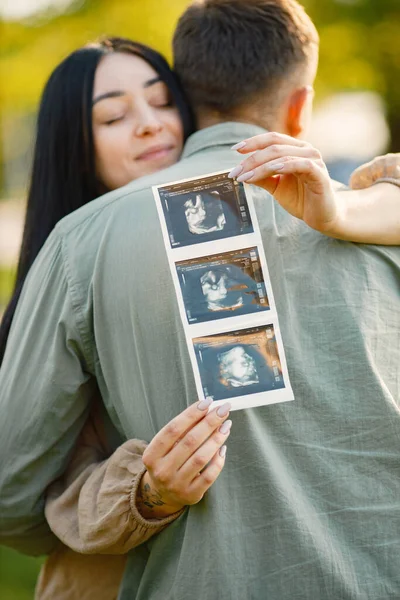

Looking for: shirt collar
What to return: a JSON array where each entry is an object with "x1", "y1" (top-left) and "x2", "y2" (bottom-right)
[{"x1": 181, "y1": 122, "x2": 268, "y2": 160}]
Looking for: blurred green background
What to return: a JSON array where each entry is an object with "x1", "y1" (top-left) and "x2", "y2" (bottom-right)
[{"x1": 0, "y1": 0, "x2": 399, "y2": 597}]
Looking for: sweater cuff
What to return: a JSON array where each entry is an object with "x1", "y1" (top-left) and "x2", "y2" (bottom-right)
[{"x1": 374, "y1": 177, "x2": 400, "y2": 188}]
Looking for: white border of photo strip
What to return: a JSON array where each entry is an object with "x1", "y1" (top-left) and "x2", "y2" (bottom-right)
[{"x1": 153, "y1": 169, "x2": 294, "y2": 411}]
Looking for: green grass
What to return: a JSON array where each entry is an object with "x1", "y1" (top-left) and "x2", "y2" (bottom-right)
[{"x1": 0, "y1": 547, "x2": 43, "y2": 600}]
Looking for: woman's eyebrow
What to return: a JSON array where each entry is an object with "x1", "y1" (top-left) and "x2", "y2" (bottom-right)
[
  {"x1": 144, "y1": 76, "x2": 162, "y2": 88},
  {"x1": 92, "y1": 91, "x2": 125, "y2": 105},
  {"x1": 92, "y1": 77, "x2": 162, "y2": 105}
]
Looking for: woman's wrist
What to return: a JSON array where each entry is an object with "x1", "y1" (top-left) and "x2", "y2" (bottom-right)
[{"x1": 136, "y1": 471, "x2": 185, "y2": 519}]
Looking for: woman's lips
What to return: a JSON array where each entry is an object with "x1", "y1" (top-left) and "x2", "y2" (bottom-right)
[{"x1": 136, "y1": 145, "x2": 174, "y2": 161}]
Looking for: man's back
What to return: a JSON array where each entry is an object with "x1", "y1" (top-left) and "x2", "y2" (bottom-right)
[{"x1": 1, "y1": 123, "x2": 399, "y2": 599}]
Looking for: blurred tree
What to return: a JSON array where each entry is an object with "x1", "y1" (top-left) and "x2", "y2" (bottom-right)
[
  {"x1": 0, "y1": 0, "x2": 191, "y2": 112},
  {"x1": 303, "y1": 0, "x2": 400, "y2": 151}
]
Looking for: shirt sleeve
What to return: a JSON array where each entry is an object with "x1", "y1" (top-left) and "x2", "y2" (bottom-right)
[
  {"x1": 0, "y1": 229, "x2": 96, "y2": 556},
  {"x1": 44, "y1": 402, "x2": 184, "y2": 555}
]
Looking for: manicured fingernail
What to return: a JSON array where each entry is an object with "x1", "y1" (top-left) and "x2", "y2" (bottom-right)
[
  {"x1": 219, "y1": 419, "x2": 232, "y2": 435},
  {"x1": 231, "y1": 141, "x2": 247, "y2": 151},
  {"x1": 269, "y1": 163, "x2": 285, "y2": 171},
  {"x1": 228, "y1": 165, "x2": 243, "y2": 179},
  {"x1": 217, "y1": 402, "x2": 231, "y2": 417},
  {"x1": 219, "y1": 445, "x2": 227, "y2": 458},
  {"x1": 198, "y1": 397, "x2": 213, "y2": 411},
  {"x1": 237, "y1": 170, "x2": 254, "y2": 183}
]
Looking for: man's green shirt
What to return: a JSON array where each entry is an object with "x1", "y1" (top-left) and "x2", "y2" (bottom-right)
[{"x1": 1, "y1": 123, "x2": 399, "y2": 599}]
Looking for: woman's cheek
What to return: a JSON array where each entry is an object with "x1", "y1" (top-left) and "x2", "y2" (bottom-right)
[
  {"x1": 161, "y1": 109, "x2": 184, "y2": 143},
  {"x1": 95, "y1": 146, "x2": 123, "y2": 191}
]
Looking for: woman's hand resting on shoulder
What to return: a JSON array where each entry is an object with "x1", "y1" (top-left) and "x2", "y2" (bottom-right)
[
  {"x1": 349, "y1": 153, "x2": 400, "y2": 189},
  {"x1": 136, "y1": 398, "x2": 231, "y2": 519}
]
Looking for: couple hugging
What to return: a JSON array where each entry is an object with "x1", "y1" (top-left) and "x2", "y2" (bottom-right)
[{"x1": 0, "y1": 1, "x2": 399, "y2": 599}]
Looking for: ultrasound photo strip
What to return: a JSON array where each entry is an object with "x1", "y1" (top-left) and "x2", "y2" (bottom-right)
[
  {"x1": 153, "y1": 169, "x2": 294, "y2": 410},
  {"x1": 190, "y1": 321, "x2": 293, "y2": 410},
  {"x1": 155, "y1": 171, "x2": 255, "y2": 249},
  {"x1": 176, "y1": 247, "x2": 271, "y2": 325}
]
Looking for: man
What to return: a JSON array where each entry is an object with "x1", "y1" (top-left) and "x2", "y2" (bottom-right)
[{"x1": 0, "y1": 1, "x2": 399, "y2": 599}]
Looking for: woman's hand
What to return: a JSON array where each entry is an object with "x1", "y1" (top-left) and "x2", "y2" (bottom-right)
[
  {"x1": 136, "y1": 398, "x2": 231, "y2": 519},
  {"x1": 349, "y1": 153, "x2": 400, "y2": 189},
  {"x1": 228, "y1": 134, "x2": 400, "y2": 246},
  {"x1": 228, "y1": 132, "x2": 339, "y2": 235}
]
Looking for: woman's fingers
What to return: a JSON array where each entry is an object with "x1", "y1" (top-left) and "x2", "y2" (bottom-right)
[
  {"x1": 231, "y1": 132, "x2": 308, "y2": 154},
  {"x1": 228, "y1": 145, "x2": 322, "y2": 184},
  {"x1": 165, "y1": 402, "x2": 231, "y2": 470},
  {"x1": 143, "y1": 397, "x2": 214, "y2": 463},
  {"x1": 142, "y1": 401, "x2": 232, "y2": 509},
  {"x1": 232, "y1": 156, "x2": 327, "y2": 191},
  {"x1": 228, "y1": 132, "x2": 323, "y2": 187},
  {"x1": 177, "y1": 418, "x2": 232, "y2": 481},
  {"x1": 189, "y1": 445, "x2": 228, "y2": 499}
]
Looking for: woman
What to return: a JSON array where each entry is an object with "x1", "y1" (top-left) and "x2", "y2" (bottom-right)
[
  {"x1": 0, "y1": 37, "x2": 193, "y2": 363},
  {"x1": 0, "y1": 36, "x2": 213, "y2": 600},
  {"x1": 0, "y1": 36, "x2": 238, "y2": 600},
  {"x1": 1, "y1": 36, "x2": 399, "y2": 600}
]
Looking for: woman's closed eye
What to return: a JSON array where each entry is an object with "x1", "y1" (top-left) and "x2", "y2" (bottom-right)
[
  {"x1": 104, "y1": 114, "x2": 125, "y2": 125},
  {"x1": 151, "y1": 99, "x2": 173, "y2": 109},
  {"x1": 147, "y1": 86, "x2": 174, "y2": 109}
]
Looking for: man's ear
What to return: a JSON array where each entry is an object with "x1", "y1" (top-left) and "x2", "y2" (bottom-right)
[{"x1": 286, "y1": 85, "x2": 314, "y2": 138}]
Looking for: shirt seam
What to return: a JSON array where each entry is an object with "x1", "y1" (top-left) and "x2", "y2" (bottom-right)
[{"x1": 59, "y1": 231, "x2": 95, "y2": 373}]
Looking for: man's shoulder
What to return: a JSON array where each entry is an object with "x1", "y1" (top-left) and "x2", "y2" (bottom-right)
[
  {"x1": 53, "y1": 155, "x2": 236, "y2": 287},
  {"x1": 56, "y1": 161, "x2": 191, "y2": 238},
  {"x1": 56, "y1": 148, "x2": 239, "y2": 251}
]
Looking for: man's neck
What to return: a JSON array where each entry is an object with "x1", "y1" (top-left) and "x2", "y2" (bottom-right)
[{"x1": 196, "y1": 110, "x2": 273, "y2": 132}]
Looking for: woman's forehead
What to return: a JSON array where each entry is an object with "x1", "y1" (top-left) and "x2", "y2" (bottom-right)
[{"x1": 93, "y1": 52, "x2": 160, "y2": 98}]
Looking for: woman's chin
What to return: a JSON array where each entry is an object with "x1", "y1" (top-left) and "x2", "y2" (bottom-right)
[{"x1": 137, "y1": 149, "x2": 180, "y2": 177}]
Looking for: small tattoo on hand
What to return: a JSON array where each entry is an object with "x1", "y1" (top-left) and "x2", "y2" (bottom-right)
[{"x1": 138, "y1": 481, "x2": 167, "y2": 511}]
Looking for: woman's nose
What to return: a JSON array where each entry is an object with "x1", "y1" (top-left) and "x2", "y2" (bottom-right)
[{"x1": 135, "y1": 107, "x2": 163, "y2": 137}]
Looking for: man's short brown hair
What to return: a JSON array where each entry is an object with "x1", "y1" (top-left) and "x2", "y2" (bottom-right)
[{"x1": 173, "y1": 0, "x2": 318, "y2": 118}]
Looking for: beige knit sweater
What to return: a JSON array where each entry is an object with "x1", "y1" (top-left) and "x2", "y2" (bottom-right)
[{"x1": 35, "y1": 402, "x2": 183, "y2": 599}]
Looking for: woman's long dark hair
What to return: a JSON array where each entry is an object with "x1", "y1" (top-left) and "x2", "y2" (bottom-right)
[{"x1": 0, "y1": 37, "x2": 194, "y2": 364}]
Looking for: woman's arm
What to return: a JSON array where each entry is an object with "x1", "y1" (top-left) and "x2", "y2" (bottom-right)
[
  {"x1": 44, "y1": 397, "x2": 231, "y2": 555},
  {"x1": 229, "y1": 134, "x2": 400, "y2": 245},
  {"x1": 325, "y1": 182, "x2": 400, "y2": 245},
  {"x1": 44, "y1": 417, "x2": 178, "y2": 555}
]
